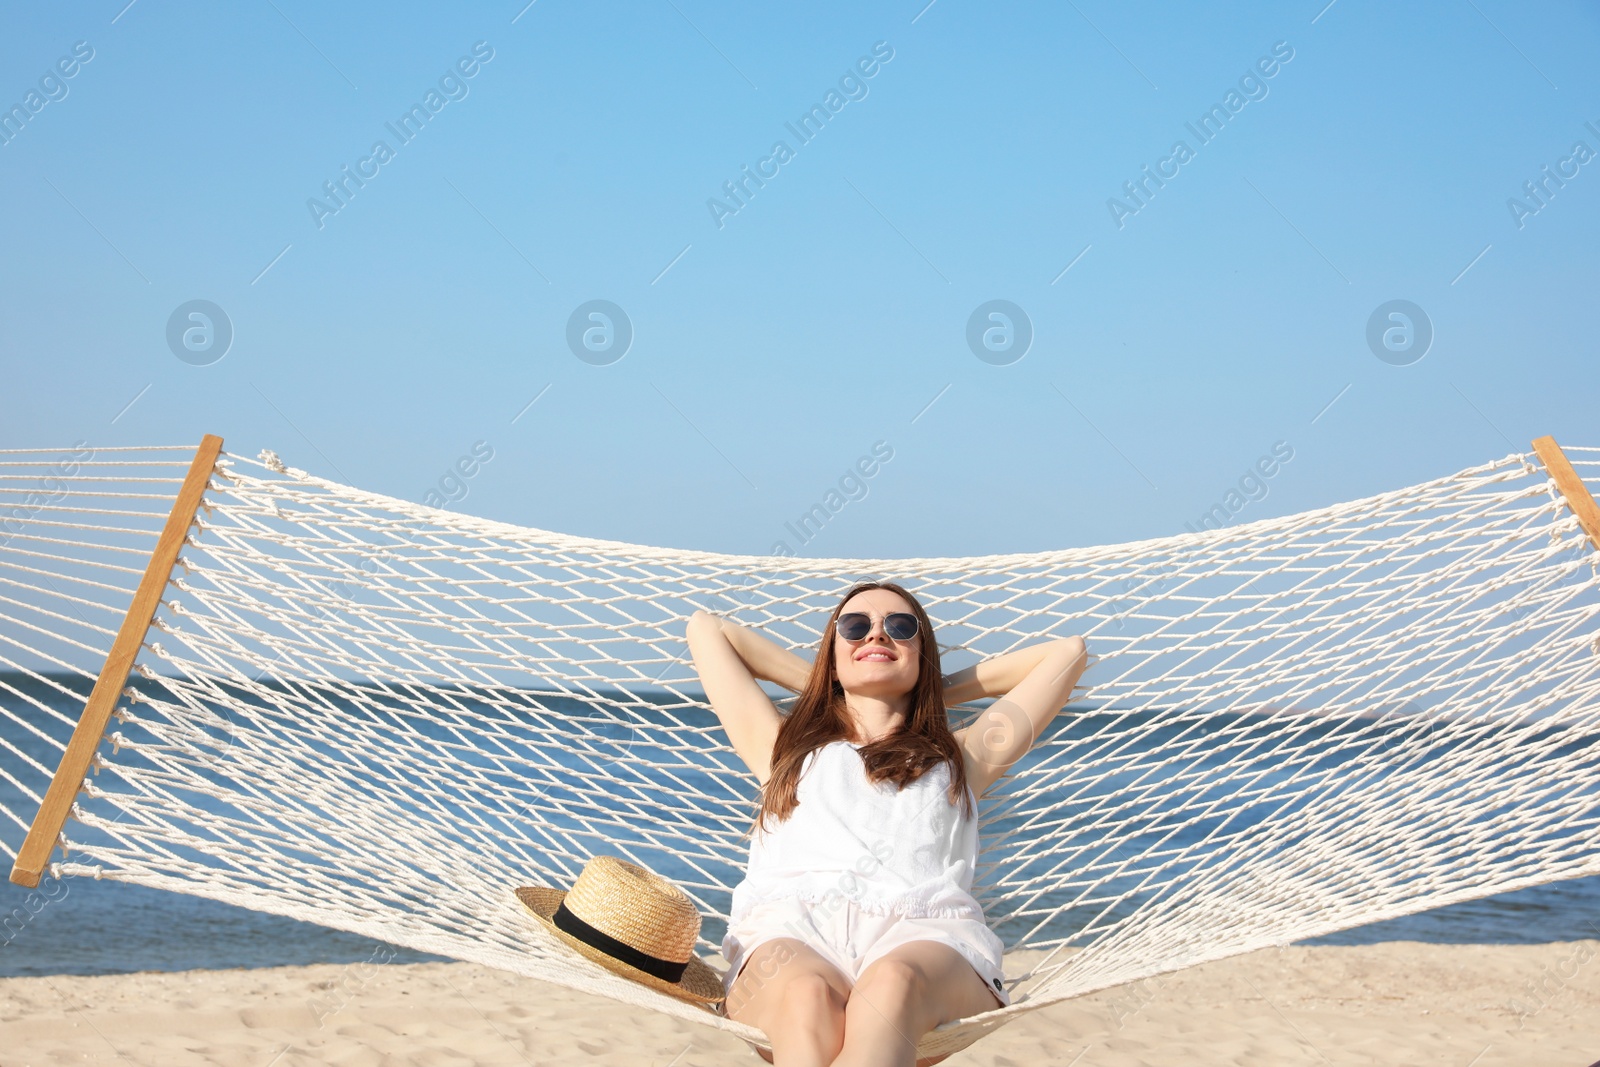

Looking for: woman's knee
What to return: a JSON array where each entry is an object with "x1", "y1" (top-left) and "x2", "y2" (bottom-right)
[
  {"x1": 772, "y1": 971, "x2": 846, "y2": 1025},
  {"x1": 853, "y1": 957, "x2": 927, "y2": 1006}
]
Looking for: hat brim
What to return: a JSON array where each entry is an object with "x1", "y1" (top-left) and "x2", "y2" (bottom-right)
[{"x1": 514, "y1": 886, "x2": 726, "y2": 1008}]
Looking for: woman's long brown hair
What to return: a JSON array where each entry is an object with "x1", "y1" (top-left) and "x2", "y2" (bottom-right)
[{"x1": 749, "y1": 580, "x2": 973, "y2": 838}]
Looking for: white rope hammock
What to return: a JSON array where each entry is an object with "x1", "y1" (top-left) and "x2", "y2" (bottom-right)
[{"x1": 2, "y1": 440, "x2": 1599, "y2": 1059}]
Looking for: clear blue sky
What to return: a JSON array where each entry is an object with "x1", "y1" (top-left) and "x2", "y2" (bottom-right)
[{"x1": 2, "y1": 0, "x2": 1595, "y2": 559}]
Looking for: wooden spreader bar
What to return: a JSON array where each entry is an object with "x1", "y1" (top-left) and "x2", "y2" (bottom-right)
[
  {"x1": 8, "y1": 434, "x2": 223, "y2": 889},
  {"x1": 1532, "y1": 435, "x2": 1600, "y2": 553}
]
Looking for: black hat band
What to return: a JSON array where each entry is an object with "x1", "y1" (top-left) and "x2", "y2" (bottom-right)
[{"x1": 552, "y1": 901, "x2": 689, "y2": 983}]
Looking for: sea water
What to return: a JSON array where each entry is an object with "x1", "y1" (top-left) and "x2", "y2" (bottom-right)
[{"x1": 1, "y1": 677, "x2": 1596, "y2": 979}]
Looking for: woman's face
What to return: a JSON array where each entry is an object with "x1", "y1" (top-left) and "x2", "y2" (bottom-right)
[{"x1": 832, "y1": 588, "x2": 922, "y2": 700}]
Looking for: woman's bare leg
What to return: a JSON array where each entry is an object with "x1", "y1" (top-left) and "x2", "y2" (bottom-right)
[
  {"x1": 725, "y1": 938, "x2": 853, "y2": 1067},
  {"x1": 830, "y1": 941, "x2": 1001, "y2": 1067}
]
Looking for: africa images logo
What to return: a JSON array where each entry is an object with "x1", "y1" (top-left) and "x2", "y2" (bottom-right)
[
  {"x1": 1365, "y1": 300, "x2": 1433, "y2": 366},
  {"x1": 166, "y1": 300, "x2": 234, "y2": 366},
  {"x1": 566, "y1": 300, "x2": 634, "y2": 366},
  {"x1": 966, "y1": 300, "x2": 1033, "y2": 366}
]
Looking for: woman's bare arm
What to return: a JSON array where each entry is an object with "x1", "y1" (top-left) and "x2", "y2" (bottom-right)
[
  {"x1": 942, "y1": 641, "x2": 1088, "y2": 706},
  {"x1": 685, "y1": 611, "x2": 812, "y2": 785},
  {"x1": 948, "y1": 636, "x2": 1089, "y2": 798},
  {"x1": 714, "y1": 616, "x2": 814, "y2": 694}
]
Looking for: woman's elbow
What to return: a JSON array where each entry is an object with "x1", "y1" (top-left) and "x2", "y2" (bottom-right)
[
  {"x1": 686, "y1": 610, "x2": 721, "y2": 642},
  {"x1": 1055, "y1": 635, "x2": 1087, "y2": 662},
  {"x1": 1045, "y1": 637, "x2": 1088, "y2": 684}
]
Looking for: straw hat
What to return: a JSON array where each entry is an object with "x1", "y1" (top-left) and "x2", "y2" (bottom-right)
[{"x1": 514, "y1": 855, "x2": 725, "y2": 1006}]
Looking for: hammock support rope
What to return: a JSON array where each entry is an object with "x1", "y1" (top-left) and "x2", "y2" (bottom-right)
[{"x1": 2, "y1": 435, "x2": 1599, "y2": 1060}]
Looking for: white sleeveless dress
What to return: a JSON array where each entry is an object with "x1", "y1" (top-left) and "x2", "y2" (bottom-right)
[{"x1": 722, "y1": 740, "x2": 1009, "y2": 1007}]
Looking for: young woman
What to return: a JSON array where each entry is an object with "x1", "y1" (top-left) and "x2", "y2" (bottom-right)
[{"x1": 687, "y1": 580, "x2": 1088, "y2": 1067}]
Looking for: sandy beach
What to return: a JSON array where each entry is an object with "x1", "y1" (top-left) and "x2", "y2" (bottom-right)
[{"x1": 2, "y1": 941, "x2": 1596, "y2": 1066}]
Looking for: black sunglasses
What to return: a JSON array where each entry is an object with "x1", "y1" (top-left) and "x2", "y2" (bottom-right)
[{"x1": 836, "y1": 611, "x2": 920, "y2": 642}]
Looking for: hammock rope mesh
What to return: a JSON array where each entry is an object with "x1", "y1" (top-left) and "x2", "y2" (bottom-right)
[{"x1": 2, "y1": 442, "x2": 1599, "y2": 1058}]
